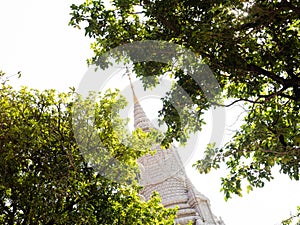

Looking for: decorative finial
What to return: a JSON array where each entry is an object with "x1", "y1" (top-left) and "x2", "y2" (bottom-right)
[{"x1": 126, "y1": 66, "x2": 138, "y2": 104}]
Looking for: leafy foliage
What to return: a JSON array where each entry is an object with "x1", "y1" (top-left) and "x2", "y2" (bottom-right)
[
  {"x1": 282, "y1": 206, "x2": 300, "y2": 225},
  {"x1": 69, "y1": 0, "x2": 300, "y2": 198},
  {"x1": 0, "y1": 71, "x2": 176, "y2": 224}
]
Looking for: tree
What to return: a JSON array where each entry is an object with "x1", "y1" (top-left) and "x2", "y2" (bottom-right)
[
  {"x1": 282, "y1": 206, "x2": 300, "y2": 225},
  {"x1": 0, "y1": 71, "x2": 176, "y2": 225},
  {"x1": 69, "y1": 0, "x2": 300, "y2": 198}
]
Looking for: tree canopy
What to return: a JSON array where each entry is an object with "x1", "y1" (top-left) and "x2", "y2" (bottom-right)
[
  {"x1": 69, "y1": 0, "x2": 300, "y2": 199},
  {"x1": 0, "y1": 71, "x2": 176, "y2": 225}
]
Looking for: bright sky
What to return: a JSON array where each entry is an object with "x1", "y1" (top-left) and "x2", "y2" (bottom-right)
[{"x1": 1, "y1": 1, "x2": 299, "y2": 225}]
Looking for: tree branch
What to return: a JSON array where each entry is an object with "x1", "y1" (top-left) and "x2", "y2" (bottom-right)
[
  {"x1": 258, "y1": 86, "x2": 289, "y2": 100},
  {"x1": 247, "y1": 63, "x2": 285, "y2": 85},
  {"x1": 278, "y1": 1, "x2": 300, "y2": 14},
  {"x1": 211, "y1": 97, "x2": 263, "y2": 107}
]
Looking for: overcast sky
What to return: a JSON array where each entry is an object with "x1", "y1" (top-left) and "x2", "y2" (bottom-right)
[{"x1": 0, "y1": 1, "x2": 299, "y2": 225}]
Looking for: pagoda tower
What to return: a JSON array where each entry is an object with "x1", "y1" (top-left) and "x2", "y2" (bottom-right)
[{"x1": 129, "y1": 75, "x2": 225, "y2": 225}]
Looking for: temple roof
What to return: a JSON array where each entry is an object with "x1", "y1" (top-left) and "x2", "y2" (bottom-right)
[{"x1": 127, "y1": 70, "x2": 225, "y2": 225}]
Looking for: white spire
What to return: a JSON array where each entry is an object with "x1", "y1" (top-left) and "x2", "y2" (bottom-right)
[
  {"x1": 126, "y1": 67, "x2": 152, "y2": 132},
  {"x1": 127, "y1": 69, "x2": 225, "y2": 225}
]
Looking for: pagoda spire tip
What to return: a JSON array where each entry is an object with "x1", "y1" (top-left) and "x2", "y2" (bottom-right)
[{"x1": 126, "y1": 66, "x2": 138, "y2": 104}]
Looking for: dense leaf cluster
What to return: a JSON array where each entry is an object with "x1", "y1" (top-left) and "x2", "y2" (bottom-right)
[
  {"x1": 69, "y1": 0, "x2": 300, "y2": 198},
  {"x1": 0, "y1": 71, "x2": 176, "y2": 225}
]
